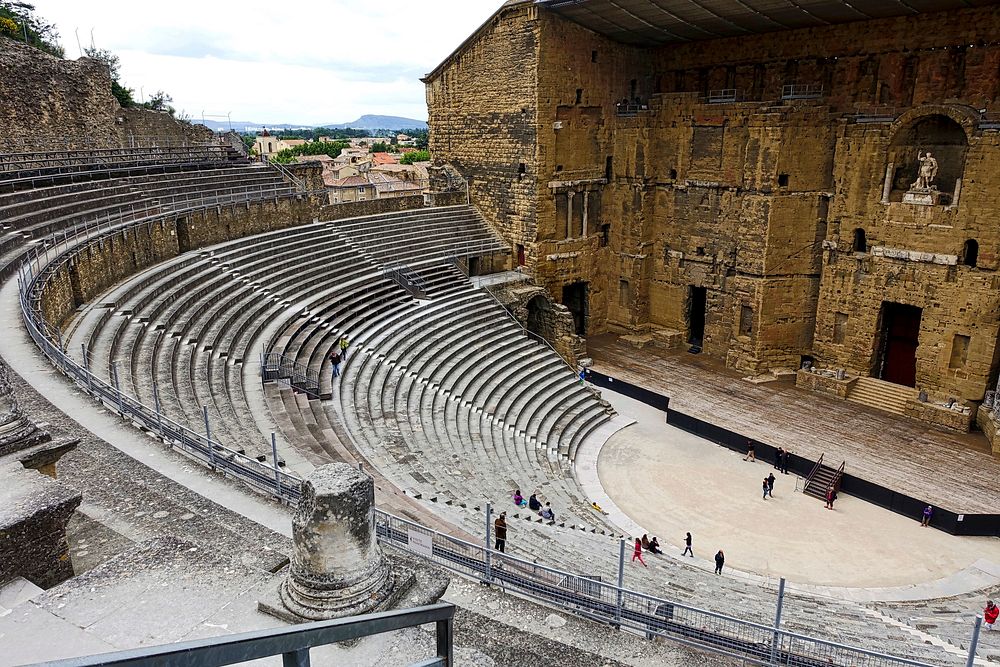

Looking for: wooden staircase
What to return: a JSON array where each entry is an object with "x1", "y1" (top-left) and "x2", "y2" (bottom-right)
[
  {"x1": 802, "y1": 454, "x2": 846, "y2": 500},
  {"x1": 846, "y1": 376, "x2": 918, "y2": 416}
]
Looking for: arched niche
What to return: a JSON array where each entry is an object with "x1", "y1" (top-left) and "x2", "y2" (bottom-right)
[{"x1": 886, "y1": 114, "x2": 968, "y2": 203}]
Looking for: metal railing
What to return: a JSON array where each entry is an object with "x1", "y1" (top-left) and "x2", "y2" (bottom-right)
[
  {"x1": 383, "y1": 263, "x2": 428, "y2": 298},
  {"x1": 374, "y1": 509, "x2": 961, "y2": 667},
  {"x1": 803, "y1": 453, "x2": 825, "y2": 493},
  {"x1": 0, "y1": 144, "x2": 232, "y2": 175},
  {"x1": 615, "y1": 102, "x2": 649, "y2": 116},
  {"x1": 707, "y1": 89, "x2": 744, "y2": 104},
  {"x1": 781, "y1": 83, "x2": 824, "y2": 101},
  {"x1": 261, "y1": 351, "x2": 322, "y2": 399},
  {"x1": 266, "y1": 158, "x2": 309, "y2": 193},
  {"x1": 30, "y1": 603, "x2": 455, "y2": 667}
]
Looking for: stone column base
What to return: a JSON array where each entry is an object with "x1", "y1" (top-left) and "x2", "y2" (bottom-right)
[{"x1": 259, "y1": 565, "x2": 415, "y2": 623}]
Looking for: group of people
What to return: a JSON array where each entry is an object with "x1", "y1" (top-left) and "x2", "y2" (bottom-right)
[
  {"x1": 328, "y1": 335, "x2": 350, "y2": 379},
  {"x1": 512, "y1": 489, "x2": 556, "y2": 521},
  {"x1": 742, "y1": 440, "x2": 793, "y2": 475}
]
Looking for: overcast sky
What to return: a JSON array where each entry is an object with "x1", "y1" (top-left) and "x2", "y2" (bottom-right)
[{"x1": 36, "y1": 0, "x2": 503, "y2": 125}]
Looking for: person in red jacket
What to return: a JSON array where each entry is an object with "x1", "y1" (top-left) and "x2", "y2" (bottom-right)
[
  {"x1": 632, "y1": 537, "x2": 647, "y2": 567},
  {"x1": 985, "y1": 599, "x2": 998, "y2": 631}
]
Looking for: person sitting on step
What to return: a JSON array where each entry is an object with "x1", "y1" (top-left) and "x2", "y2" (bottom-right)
[
  {"x1": 540, "y1": 502, "x2": 555, "y2": 521},
  {"x1": 528, "y1": 493, "x2": 541, "y2": 512},
  {"x1": 512, "y1": 489, "x2": 525, "y2": 507},
  {"x1": 648, "y1": 536, "x2": 663, "y2": 555}
]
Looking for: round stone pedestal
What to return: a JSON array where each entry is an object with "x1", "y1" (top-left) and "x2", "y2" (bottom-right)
[{"x1": 278, "y1": 464, "x2": 396, "y2": 620}]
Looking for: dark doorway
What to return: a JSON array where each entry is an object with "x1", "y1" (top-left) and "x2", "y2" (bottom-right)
[
  {"x1": 562, "y1": 282, "x2": 589, "y2": 336},
  {"x1": 877, "y1": 302, "x2": 921, "y2": 387},
  {"x1": 516, "y1": 244, "x2": 525, "y2": 267},
  {"x1": 688, "y1": 286, "x2": 707, "y2": 346},
  {"x1": 526, "y1": 295, "x2": 550, "y2": 339},
  {"x1": 468, "y1": 257, "x2": 481, "y2": 277}
]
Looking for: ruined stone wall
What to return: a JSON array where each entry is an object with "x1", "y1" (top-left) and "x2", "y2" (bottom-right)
[
  {"x1": 0, "y1": 38, "x2": 120, "y2": 149},
  {"x1": 424, "y1": 1, "x2": 538, "y2": 269},
  {"x1": 0, "y1": 37, "x2": 214, "y2": 151},
  {"x1": 119, "y1": 107, "x2": 214, "y2": 144}
]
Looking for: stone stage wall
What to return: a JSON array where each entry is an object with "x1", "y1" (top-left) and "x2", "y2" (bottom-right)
[{"x1": 425, "y1": 2, "x2": 1000, "y2": 406}]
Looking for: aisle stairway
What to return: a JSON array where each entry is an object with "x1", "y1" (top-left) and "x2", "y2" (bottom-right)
[{"x1": 847, "y1": 376, "x2": 918, "y2": 416}]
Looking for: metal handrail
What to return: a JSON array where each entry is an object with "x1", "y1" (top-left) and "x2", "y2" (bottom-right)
[
  {"x1": 266, "y1": 158, "x2": 308, "y2": 193},
  {"x1": 834, "y1": 460, "x2": 846, "y2": 492},
  {"x1": 803, "y1": 453, "x2": 824, "y2": 493},
  {"x1": 30, "y1": 603, "x2": 455, "y2": 667}
]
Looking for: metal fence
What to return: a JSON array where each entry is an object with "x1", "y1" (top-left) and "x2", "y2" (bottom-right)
[
  {"x1": 781, "y1": 83, "x2": 824, "y2": 100},
  {"x1": 30, "y1": 603, "x2": 455, "y2": 667},
  {"x1": 13, "y1": 193, "x2": 986, "y2": 667},
  {"x1": 375, "y1": 508, "x2": 979, "y2": 667},
  {"x1": 261, "y1": 351, "x2": 322, "y2": 399}
]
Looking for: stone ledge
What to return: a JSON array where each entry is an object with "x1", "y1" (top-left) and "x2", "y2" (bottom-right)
[
  {"x1": 904, "y1": 399, "x2": 975, "y2": 433},
  {"x1": 795, "y1": 368, "x2": 857, "y2": 399},
  {"x1": 975, "y1": 408, "x2": 1000, "y2": 455}
]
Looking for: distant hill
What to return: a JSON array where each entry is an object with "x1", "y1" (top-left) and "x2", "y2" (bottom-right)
[
  {"x1": 195, "y1": 115, "x2": 427, "y2": 134},
  {"x1": 322, "y1": 115, "x2": 427, "y2": 131}
]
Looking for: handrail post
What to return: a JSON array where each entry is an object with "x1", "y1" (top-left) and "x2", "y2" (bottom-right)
[
  {"x1": 437, "y1": 615, "x2": 454, "y2": 666},
  {"x1": 615, "y1": 537, "x2": 625, "y2": 626},
  {"x1": 966, "y1": 615, "x2": 982, "y2": 667},
  {"x1": 770, "y1": 577, "x2": 786, "y2": 665},
  {"x1": 282, "y1": 649, "x2": 310, "y2": 667},
  {"x1": 483, "y1": 503, "x2": 493, "y2": 585},
  {"x1": 272, "y1": 432, "x2": 283, "y2": 497},
  {"x1": 203, "y1": 405, "x2": 216, "y2": 469},
  {"x1": 81, "y1": 344, "x2": 93, "y2": 393},
  {"x1": 111, "y1": 360, "x2": 124, "y2": 416},
  {"x1": 153, "y1": 380, "x2": 164, "y2": 439}
]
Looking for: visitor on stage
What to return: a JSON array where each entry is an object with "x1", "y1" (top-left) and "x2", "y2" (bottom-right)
[
  {"x1": 714, "y1": 549, "x2": 725, "y2": 575},
  {"x1": 682, "y1": 532, "x2": 693, "y2": 557}
]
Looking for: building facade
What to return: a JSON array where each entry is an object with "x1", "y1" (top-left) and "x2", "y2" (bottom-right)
[{"x1": 424, "y1": 0, "x2": 1000, "y2": 416}]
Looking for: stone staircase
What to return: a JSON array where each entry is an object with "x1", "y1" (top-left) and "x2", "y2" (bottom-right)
[{"x1": 847, "y1": 376, "x2": 918, "y2": 416}]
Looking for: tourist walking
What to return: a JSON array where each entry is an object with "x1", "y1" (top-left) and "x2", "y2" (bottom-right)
[
  {"x1": 494, "y1": 512, "x2": 507, "y2": 553},
  {"x1": 682, "y1": 532, "x2": 693, "y2": 557},
  {"x1": 767, "y1": 472, "x2": 775, "y2": 497},
  {"x1": 984, "y1": 599, "x2": 998, "y2": 630},
  {"x1": 632, "y1": 538, "x2": 647, "y2": 567},
  {"x1": 773, "y1": 447, "x2": 784, "y2": 469},
  {"x1": 714, "y1": 550, "x2": 725, "y2": 575},
  {"x1": 762, "y1": 477, "x2": 769, "y2": 499},
  {"x1": 329, "y1": 350, "x2": 341, "y2": 378},
  {"x1": 743, "y1": 439, "x2": 756, "y2": 462},
  {"x1": 825, "y1": 485, "x2": 837, "y2": 510},
  {"x1": 781, "y1": 449, "x2": 790, "y2": 474},
  {"x1": 920, "y1": 505, "x2": 933, "y2": 527},
  {"x1": 339, "y1": 335, "x2": 350, "y2": 361}
]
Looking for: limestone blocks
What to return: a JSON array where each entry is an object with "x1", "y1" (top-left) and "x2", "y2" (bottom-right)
[{"x1": 262, "y1": 464, "x2": 412, "y2": 622}]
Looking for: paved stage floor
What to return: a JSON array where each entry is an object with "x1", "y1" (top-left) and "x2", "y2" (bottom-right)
[
  {"x1": 587, "y1": 335, "x2": 1000, "y2": 515},
  {"x1": 595, "y1": 391, "x2": 1000, "y2": 589}
]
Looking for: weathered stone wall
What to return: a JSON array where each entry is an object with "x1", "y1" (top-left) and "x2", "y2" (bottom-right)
[
  {"x1": 0, "y1": 463, "x2": 81, "y2": 588},
  {"x1": 118, "y1": 107, "x2": 214, "y2": 145},
  {"x1": 423, "y1": 1, "x2": 538, "y2": 270},
  {"x1": 0, "y1": 37, "x2": 213, "y2": 150},
  {"x1": 426, "y1": 3, "x2": 1000, "y2": 396},
  {"x1": 0, "y1": 38, "x2": 120, "y2": 149}
]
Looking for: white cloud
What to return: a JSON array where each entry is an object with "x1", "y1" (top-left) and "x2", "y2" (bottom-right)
[{"x1": 35, "y1": 0, "x2": 503, "y2": 125}]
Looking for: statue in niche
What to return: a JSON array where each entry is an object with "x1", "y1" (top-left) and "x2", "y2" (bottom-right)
[{"x1": 911, "y1": 151, "x2": 938, "y2": 190}]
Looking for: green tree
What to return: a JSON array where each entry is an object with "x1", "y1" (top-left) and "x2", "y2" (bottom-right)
[
  {"x1": 400, "y1": 150, "x2": 430, "y2": 165},
  {"x1": 0, "y1": 2, "x2": 64, "y2": 57},
  {"x1": 270, "y1": 139, "x2": 351, "y2": 164},
  {"x1": 370, "y1": 141, "x2": 390, "y2": 153},
  {"x1": 84, "y1": 47, "x2": 134, "y2": 107},
  {"x1": 142, "y1": 90, "x2": 176, "y2": 116}
]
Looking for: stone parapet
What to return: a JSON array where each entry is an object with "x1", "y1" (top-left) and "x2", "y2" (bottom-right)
[
  {"x1": 904, "y1": 399, "x2": 975, "y2": 433},
  {"x1": 795, "y1": 369, "x2": 857, "y2": 399},
  {"x1": 0, "y1": 463, "x2": 81, "y2": 588}
]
